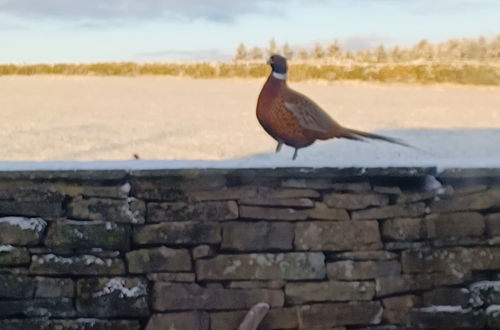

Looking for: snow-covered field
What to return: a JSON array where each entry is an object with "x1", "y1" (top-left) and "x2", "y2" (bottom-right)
[{"x1": 0, "y1": 76, "x2": 499, "y2": 170}]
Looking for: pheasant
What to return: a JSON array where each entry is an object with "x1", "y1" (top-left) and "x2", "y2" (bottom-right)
[{"x1": 256, "y1": 54, "x2": 413, "y2": 160}]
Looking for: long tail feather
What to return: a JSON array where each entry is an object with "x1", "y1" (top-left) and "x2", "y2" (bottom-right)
[{"x1": 340, "y1": 127, "x2": 421, "y2": 151}]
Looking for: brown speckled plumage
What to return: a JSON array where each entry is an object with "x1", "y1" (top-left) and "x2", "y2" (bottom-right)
[{"x1": 256, "y1": 55, "x2": 414, "y2": 160}]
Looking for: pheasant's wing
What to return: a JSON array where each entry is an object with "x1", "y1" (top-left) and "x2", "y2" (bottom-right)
[{"x1": 283, "y1": 90, "x2": 342, "y2": 138}]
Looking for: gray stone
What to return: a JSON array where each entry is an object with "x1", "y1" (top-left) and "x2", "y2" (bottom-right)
[
  {"x1": 376, "y1": 273, "x2": 469, "y2": 297},
  {"x1": 331, "y1": 182, "x2": 372, "y2": 192},
  {"x1": 0, "y1": 217, "x2": 47, "y2": 245},
  {"x1": 402, "y1": 247, "x2": 500, "y2": 275},
  {"x1": 126, "y1": 246, "x2": 191, "y2": 273},
  {"x1": 30, "y1": 254, "x2": 125, "y2": 275},
  {"x1": 239, "y1": 205, "x2": 309, "y2": 220},
  {"x1": 431, "y1": 188, "x2": 500, "y2": 213},
  {"x1": 409, "y1": 307, "x2": 485, "y2": 329},
  {"x1": 196, "y1": 253, "x2": 325, "y2": 280},
  {"x1": 191, "y1": 186, "x2": 319, "y2": 201},
  {"x1": 34, "y1": 277, "x2": 74, "y2": 298},
  {"x1": 210, "y1": 307, "x2": 299, "y2": 330},
  {"x1": 45, "y1": 220, "x2": 131, "y2": 251},
  {"x1": 335, "y1": 251, "x2": 398, "y2": 261},
  {"x1": 146, "y1": 312, "x2": 209, "y2": 330},
  {"x1": 147, "y1": 200, "x2": 238, "y2": 222},
  {"x1": 0, "y1": 200, "x2": 63, "y2": 218},
  {"x1": 381, "y1": 218, "x2": 426, "y2": 240},
  {"x1": 49, "y1": 182, "x2": 131, "y2": 198},
  {"x1": 281, "y1": 178, "x2": 337, "y2": 189},
  {"x1": 68, "y1": 197, "x2": 145, "y2": 224},
  {"x1": 323, "y1": 192, "x2": 388, "y2": 210},
  {"x1": 133, "y1": 221, "x2": 221, "y2": 245},
  {"x1": 308, "y1": 202, "x2": 350, "y2": 221},
  {"x1": 383, "y1": 295, "x2": 421, "y2": 309},
  {"x1": 426, "y1": 212, "x2": 485, "y2": 238},
  {"x1": 295, "y1": 221, "x2": 382, "y2": 251},
  {"x1": 0, "y1": 274, "x2": 35, "y2": 298},
  {"x1": 152, "y1": 282, "x2": 284, "y2": 311},
  {"x1": 488, "y1": 305, "x2": 500, "y2": 328},
  {"x1": 352, "y1": 203, "x2": 427, "y2": 220},
  {"x1": 299, "y1": 302, "x2": 383, "y2": 328},
  {"x1": 327, "y1": 260, "x2": 401, "y2": 280},
  {"x1": 239, "y1": 197, "x2": 314, "y2": 208},
  {"x1": 77, "y1": 277, "x2": 149, "y2": 317},
  {"x1": 227, "y1": 280, "x2": 285, "y2": 289},
  {"x1": 486, "y1": 213, "x2": 500, "y2": 236},
  {"x1": 51, "y1": 319, "x2": 140, "y2": 330},
  {"x1": 285, "y1": 281, "x2": 375, "y2": 304},
  {"x1": 146, "y1": 272, "x2": 196, "y2": 282},
  {"x1": 0, "y1": 246, "x2": 30, "y2": 266},
  {"x1": 469, "y1": 281, "x2": 500, "y2": 308},
  {"x1": 422, "y1": 288, "x2": 470, "y2": 308},
  {"x1": 192, "y1": 245, "x2": 216, "y2": 259},
  {"x1": 373, "y1": 186, "x2": 402, "y2": 194},
  {"x1": 0, "y1": 298, "x2": 75, "y2": 317},
  {"x1": 396, "y1": 190, "x2": 438, "y2": 204},
  {"x1": 221, "y1": 221, "x2": 294, "y2": 251},
  {"x1": 0, "y1": 319, "x2": 50, "y2": 330}
]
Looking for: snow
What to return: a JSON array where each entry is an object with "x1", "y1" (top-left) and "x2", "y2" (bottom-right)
[
  {"x1": 0, "y1": 245, "x2": 14, "y2": 252},
  {"x1": 0, "y1": 130, "x2": 497, "y2": 172},
  {"x1": 0, "y1": 217, "x2": 46, "y2": 232},
  {"x1": 470, "y1": 281, "x2": 500, "y2": 292},
  {"x1": 487, "y1": 305, "x2": 500, "y2": 317},
  {"x1": 92, "y1": 278, "x2": 147, "y2": 299},
  {"x1": 418, "y1": 305, "x2": 471, "y2": 313}
]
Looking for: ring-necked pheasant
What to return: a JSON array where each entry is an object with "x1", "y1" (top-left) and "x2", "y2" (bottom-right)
[{"x1": 256, "y1": 54, "x2": 414, "y2": 160}]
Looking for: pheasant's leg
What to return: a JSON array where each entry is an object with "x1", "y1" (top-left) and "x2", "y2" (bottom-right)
[
  {"x1": 292, "y1": 148, "x2": 298, "y2": 160},
  {"x1": 275, "y1": 141, "x2": 283, "y2": 153}
]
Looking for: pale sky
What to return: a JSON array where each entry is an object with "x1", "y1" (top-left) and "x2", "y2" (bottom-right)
[{"x1": 0, "y1": 0, "x2": 499, "y2": 63}]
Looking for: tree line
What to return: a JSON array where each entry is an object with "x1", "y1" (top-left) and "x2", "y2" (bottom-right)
[{"x1": 234, "y1": 36, "x2": 500, "y2": 62}]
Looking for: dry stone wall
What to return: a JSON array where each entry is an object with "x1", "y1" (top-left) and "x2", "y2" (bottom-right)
[{"x1": 0, "y1": 167, "x2": 500, "y2": 330}]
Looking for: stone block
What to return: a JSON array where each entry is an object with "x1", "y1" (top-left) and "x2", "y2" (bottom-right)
[
  {"x1": 196, "y1": 253, "x2": 325, "y2": 280},
  {"x1": 425, "y1": 212, "x2": 485, "y2": 238},
  {"x1": 146, "y1": 312, "x2": 209, "y2": 330},
  {"x1": 68, "y1": 197, "x2": 145, "y2": 224},
  {"x1": 352, "y1": 203, "x2": 427, "y2": 220},
  {"x1": 0, "y1": 217, "x2": 47, "y2": 245},
  {"x1": 0, "y1": 298, "x2": 75, "y2": 317},
  {"x1": 409, "y1": 307, "x2": 485, "y2": 329},
  {"x1": 34, "y1": 277, "x2": 74, "y2": 298},
  {"x1": 239, "y1": 197, "x2": 315, "y2": 208},
  {"x1": 486, "y1": 213, "x2": 500, "y2": 236},
  {"x1": 323, "y1": 192, "x2": 388, "y2": 210},
  {"x1": 422, "y1": 288, "x2": 470, "y2": 308},
  {"x1": 126, "y1": 246, "x2": 191, "y2": 273},
  {"x1": 308, "y1": 202, "x2": 350, "y2": 221},
  {"x1": 192, "y1": 245, "x2": 216, "y2": 259},
  {"x1": 77, "y1": 277, "x2": 149, "y2": 317},
  {"x1": 30, "y1": 254, "x2": 125, "y2": 275},
  {"x1": 221, "y1": 221, "x2": 294, "y2": 251},
  {"x1": 335, "y1": 251, "x2": 398, "y2": 261},
  {"x1": 151, "y1": 282, "x2": 284, "y2": 311},
  {"x1": 133, "y1": 221, "x2": 221, "y2": 245},
  {"x1": 147, "y1": 272, "x2": 195, "y2": 282},
  {"x1": 45, "y1": 220, "x2": 131, "y2": 251},
  {"x1": 299, "y1": 302, "x2": 383, "y2": 328},
  {"x1": 327, "y1": 260, "x2": 401, "y2": 280},
  {"x1": 239, "y1": 205, "x2": 309, "y2": 220},
  {"x1": 210, "y1": 307, "x2": 299, "y2": 330},
  {"x1": 381, "y1": 218, "x2": 426, "y2": 240},
  {"x1": 147, "y1": 200, "x2": 238, "y2": 222},
  {"x1": 0, "y1": 246, "x2": 30, "y2": 266},
  {"x1": 431, "y1": 188, "x2": 500, "y2": 213},
  {"x1": 295, "y1": 221, "x2": 382, "y2": 251},
  {"x1": 0, "y1": 274, "x2": 35, "y2": 298},
  {"x1": 285, "y1": 281, "x2": 375, "y2": 304}
]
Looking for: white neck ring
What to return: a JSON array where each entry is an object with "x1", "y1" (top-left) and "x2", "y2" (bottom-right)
[{"x1": 272, "y1": 72, "x2": 287, "y2": 80}]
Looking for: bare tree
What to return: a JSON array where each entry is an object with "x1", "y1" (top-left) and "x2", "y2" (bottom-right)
[{"x1": 234, "y1": 43, "x2": 248, "y2": 61}]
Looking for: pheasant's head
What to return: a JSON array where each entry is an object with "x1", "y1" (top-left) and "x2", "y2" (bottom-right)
[{"x1": 267, "y1": 54, "x2": 287, "y2": 74}]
